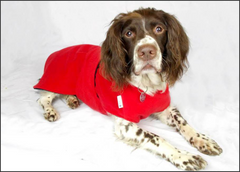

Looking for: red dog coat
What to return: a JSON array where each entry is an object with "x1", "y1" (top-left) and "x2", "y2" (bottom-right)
[{"x1": 34, "y1": 44, "x2": 171, "y2": 123}]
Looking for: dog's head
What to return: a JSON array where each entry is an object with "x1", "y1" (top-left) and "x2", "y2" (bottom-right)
[{"x1": 100, "y1": 8, "x2": 189, "y2": 90}]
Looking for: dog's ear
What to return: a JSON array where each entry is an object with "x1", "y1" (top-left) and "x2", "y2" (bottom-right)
[
  {"x1": 158, "y1": 10, "x2": 189, "y2": 86},
  {"x1": 100, "y1": 14, "x2": 128, "y2": 90}
]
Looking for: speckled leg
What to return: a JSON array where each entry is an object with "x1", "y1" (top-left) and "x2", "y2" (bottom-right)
[
  {"x1": 152, "y1": 106, "x2": 223, "y2": 156},
  {"x1": 113, "y1": 116, "x2": 207, "y2": 171},
  {"x1": 38, "y1": 91, "x2": 59, "y2": 122},
  {"x1": 63, "y1": 95, "x2": 80, "y2": 109}
]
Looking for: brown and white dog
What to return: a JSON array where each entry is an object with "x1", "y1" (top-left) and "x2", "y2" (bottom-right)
[{"x1": 36, "y1": 8, "x2": 222, "y2": 171}]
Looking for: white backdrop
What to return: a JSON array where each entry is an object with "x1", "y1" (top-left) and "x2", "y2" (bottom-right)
[{"x1": 1, "y1": 1, "x2": 239, "y2": 171}]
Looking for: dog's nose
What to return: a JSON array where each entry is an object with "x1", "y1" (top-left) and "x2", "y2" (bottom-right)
[{"x1": 137, "y1": 44, "x2": 157, "y2": 61}]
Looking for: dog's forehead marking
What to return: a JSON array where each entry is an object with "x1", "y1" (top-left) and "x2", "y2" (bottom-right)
[{"x1": 142, "y1": 19, "x2": 149, "y2": 34}]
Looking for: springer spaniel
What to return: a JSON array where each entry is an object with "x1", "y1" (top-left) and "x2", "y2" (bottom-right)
[{"x1": 34, "y1": 8, "x2": 222, "y2": 171}]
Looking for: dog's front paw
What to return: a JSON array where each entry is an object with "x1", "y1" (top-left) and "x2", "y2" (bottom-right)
[
  {"x1": 44, "y1": 107, "x2": 59, "y2": 122},
  {"x1": 172, "y1": 151, "x2": 207, "y2": 171},
  {"x1": 190, "y1": 133, "x2": 223, "y2": 156},
  {"x1": 66, "y1": 95, "x2": 80, "y2": 109}
]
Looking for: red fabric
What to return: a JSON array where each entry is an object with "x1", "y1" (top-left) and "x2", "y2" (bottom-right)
[{"x1": 34, "y1": 44, "x2": 171, "y2": 123}]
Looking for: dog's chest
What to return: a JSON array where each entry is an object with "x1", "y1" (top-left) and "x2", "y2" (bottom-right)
[{"x1": 95, "y1": 72, "x2": 171, "y2": 123}]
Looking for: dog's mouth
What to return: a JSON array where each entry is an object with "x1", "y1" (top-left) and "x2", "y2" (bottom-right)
[{"x1": 134, "y1": 63, "x2": 161, "y2": 76}]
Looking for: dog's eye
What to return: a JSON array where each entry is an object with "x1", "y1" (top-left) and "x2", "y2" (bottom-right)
[
  {"x1": 125, "y1": 31, "x2": 135, "y2": 38},
  {"x1": 154, "y1": 25, "x2": 163, "y2": 34}
]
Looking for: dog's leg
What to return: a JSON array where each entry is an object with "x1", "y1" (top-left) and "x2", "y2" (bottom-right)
[
  {"x1": 38, "y1": 91, "x2": 59, "y2": 122},
  {"x1": 62, "y1": 95, "x2": 80, "y2": 109},
  {"x1": 113, "y1": 116, "x2": 207, "y2": 171},
  {"x1": 152, "y1": 106, "x2": 223, "y2": 156}
]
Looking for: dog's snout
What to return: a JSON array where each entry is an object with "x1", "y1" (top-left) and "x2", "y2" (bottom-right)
[{"x1": 137, "y1": 44, "x2": 157, "y2": 61}]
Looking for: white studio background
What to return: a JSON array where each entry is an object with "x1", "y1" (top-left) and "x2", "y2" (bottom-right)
[{"x1": 1, "y1": 1, "x2": 239, "y2": 171}]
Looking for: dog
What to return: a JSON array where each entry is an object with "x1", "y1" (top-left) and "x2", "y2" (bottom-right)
[{"x1": 34, "y1": 8, "x2": 222, "y2": 171}]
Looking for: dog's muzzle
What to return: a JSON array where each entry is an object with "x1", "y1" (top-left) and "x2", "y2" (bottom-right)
[{"x1": 133, "y1": 35, "x2": 162, "y2": 75}]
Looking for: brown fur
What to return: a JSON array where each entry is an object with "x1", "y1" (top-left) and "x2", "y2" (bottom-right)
[
  {"x1": 100, "y1": 8, "x2": 189, "y2": 90},
  {"x1": 157, "y1": 10, "x2": 189, "y2": 86}
]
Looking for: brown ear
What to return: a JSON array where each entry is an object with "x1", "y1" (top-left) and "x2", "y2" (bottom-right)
[
  {"x1": 159, "y1": 11, "x2": 189, "y2": 86},
  {"x1": 100, "y1": 14, "x2": 128, "y2": 90}
]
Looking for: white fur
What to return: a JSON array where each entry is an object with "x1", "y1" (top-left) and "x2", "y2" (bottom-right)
[
  {"x1": 142, "y1": 19, "x2": 149, "y2": 34},
  {"x1": 130, "y1": 34, "x2": 165, "y2": 96},
  {"x1": 133, "y1": 35, "x2": 162, "y2": 75},
  {"x1": 38, "y1": 91, "x2": 80, "y2": 121},
  {"x1": 38, "y1": 91, "x2": 59, "y2": 122},
  {"x1": 130, "y1": 72, "x2": 166, "y2": 96},
  {"x1": 112, "y1": 115, "x2": 208, "y2": 171},
  {"x1": 153, "y1": 107, "x2": 223, "y2": 156}
]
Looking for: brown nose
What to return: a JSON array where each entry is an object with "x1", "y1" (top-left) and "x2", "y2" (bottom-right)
[{"x1": 137, "y1": 44, "x2": 157, "y2": 61}]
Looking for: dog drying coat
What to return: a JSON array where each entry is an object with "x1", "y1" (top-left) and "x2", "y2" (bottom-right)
[{"x1": 34, "y1": 44, "x2": 171, "y2": 123}]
